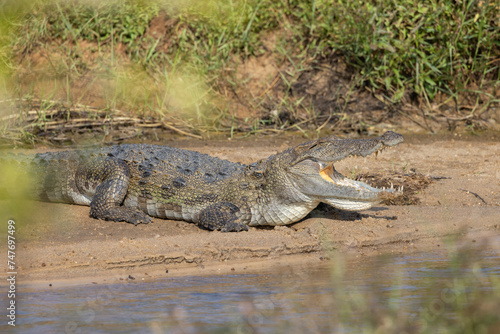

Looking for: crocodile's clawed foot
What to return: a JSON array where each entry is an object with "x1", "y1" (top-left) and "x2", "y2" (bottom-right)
[
  {"x1": 90, "y1": 207, "x2": 153, "y2": 225},
  {"x1": 219, "y1": 221, "x2": 249, "y2": 232},
  {"x1": 127, "y1": 211, "x2": 153, "y2": 226}
]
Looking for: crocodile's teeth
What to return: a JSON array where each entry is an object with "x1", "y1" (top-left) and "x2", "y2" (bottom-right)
[{"x1": 390, "y1": 182, "x2": 394, "y2": 190}]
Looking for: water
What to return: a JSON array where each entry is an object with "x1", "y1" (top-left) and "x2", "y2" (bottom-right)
[{"x1": 7, "y1": 250, "x2": 500, "y2": 333}]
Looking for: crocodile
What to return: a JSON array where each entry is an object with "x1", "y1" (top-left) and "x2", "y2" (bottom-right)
[{"x1": 2, "y1": 131, "x2": 403, "y2": 232}]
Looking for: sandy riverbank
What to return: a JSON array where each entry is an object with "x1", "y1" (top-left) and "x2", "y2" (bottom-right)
[{"x1": 3, "y1": 134, "x2": 499, "y2": 288}]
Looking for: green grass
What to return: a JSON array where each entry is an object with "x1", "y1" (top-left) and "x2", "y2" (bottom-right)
[{"x1": 0, "y1": 0, "x2": 498, "y2": 142}]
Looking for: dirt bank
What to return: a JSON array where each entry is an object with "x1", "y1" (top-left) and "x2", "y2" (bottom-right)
[{"x1": 3, "y1": 134, "x2": 500, "y2": 288}]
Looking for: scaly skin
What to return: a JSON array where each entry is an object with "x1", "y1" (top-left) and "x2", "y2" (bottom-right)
[{"x1": 1, "y1": 131, "x2": 404, "y2": 232}]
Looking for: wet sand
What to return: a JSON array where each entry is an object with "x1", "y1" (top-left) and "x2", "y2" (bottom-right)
[{"x1": 3, "y1": 133, "x2": 500, "y2": 288}]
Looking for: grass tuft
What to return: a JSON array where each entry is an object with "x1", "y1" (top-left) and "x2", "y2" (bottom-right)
[{"x1": 0, "y1": 0, "x2": 499, "y2": 141}]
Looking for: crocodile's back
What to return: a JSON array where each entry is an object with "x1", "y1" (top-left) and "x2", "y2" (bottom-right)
[
  {"x1": 3, "y1": 144, "x2": 246, "y2": 202},
  {"x1": 101, "y1": 144, "x2": 246, "y2": 183}
]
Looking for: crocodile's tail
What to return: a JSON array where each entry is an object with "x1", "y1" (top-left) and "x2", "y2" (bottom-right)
[
  {"x1": 0, "y1": 151, "x2": 83, "y2": 203},
  {"x1": 0, "y1": 152, "x2": 36, "y2": 200}
]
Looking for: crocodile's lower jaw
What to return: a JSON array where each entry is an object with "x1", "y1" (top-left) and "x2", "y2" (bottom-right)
[{"x1": 323, "y1": 197, "x2": 377, "y2": 211}]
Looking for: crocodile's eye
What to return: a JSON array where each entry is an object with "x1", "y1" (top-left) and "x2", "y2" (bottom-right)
[{"x1": 252, "y1": 171, "x2": 264, "y2": 179}]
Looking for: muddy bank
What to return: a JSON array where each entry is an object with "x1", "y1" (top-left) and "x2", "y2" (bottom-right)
[{"x1": 3, "y1": 135, "x2": 500, "y2": 288}]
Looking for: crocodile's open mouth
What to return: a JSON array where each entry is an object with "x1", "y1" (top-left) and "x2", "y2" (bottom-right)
[
  {"x1": 318, "y1": 163, "x2": 338, "y2": 182},
  {"x1": 317, "y1": 145, "x2": 401, "y2": 193},
  {"x1": 318, "y1": 162, "x2": 360, "y2": 186},
  {"x1": 315, "y1": 161, "x2": 402, "y2": 210}
]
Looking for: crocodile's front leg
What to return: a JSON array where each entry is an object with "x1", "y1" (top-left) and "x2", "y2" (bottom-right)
[{"x1": 76, "y1": 157, "x2": 152, "y2": 225}]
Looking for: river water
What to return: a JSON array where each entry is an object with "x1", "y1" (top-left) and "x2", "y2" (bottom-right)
[{"x1": 8, "y1": 249, "x2": 500, "y2": 333}]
